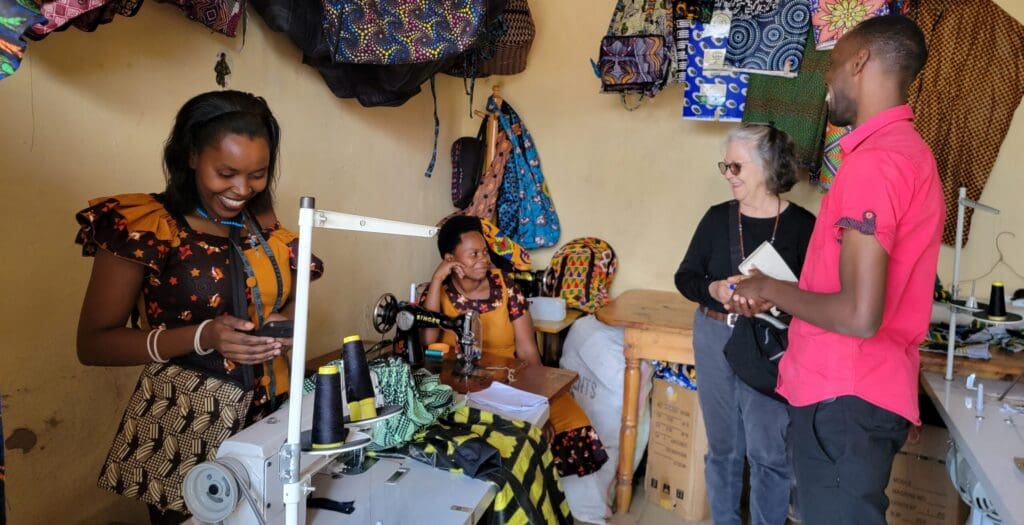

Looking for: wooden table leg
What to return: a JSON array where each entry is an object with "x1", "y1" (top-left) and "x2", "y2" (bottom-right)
[{"x1": 616, "y1": 332, "x2": 640, "y2": 514}]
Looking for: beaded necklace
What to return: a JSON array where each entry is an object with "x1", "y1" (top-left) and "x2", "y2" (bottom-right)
[
  {"x1": 195, "y1": 206, "x2": 245, "y2": 228},
  {"x1": 738, "y1": 197, "x2": 782, "y2": 259}
]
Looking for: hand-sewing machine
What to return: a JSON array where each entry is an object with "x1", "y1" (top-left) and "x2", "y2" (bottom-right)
[{"x1": 372, "y1": 293, "x2": 482, "y2": 376}]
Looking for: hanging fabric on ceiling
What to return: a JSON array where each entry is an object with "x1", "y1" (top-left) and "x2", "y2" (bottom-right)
[
  {"x1": 724, "y1": 0, "x2": 811, "y2": 77},
  {"x1": 0, "y1": 0, "x2": 44, "y2": 80},
  {"x1": 909, "y1": 0, "x2": 1024, "y2": 246},
  {"x1": 29, "y1": 0, "x2": 107, "y2": 37},
  {"x1": 22, "y1": 0, "x2": 141, "y2": 40},
  {"x1": 682, "y1": 10, "x2": 749, "y2": 122},
  {"x1": 322, "y1": 0, "x2": 486, "y2": 65},
  {"x1": 155, "y1": 0, "x2": 244, "y2": 36},
  {"x1": 742, "y1": 29, "x2": 831, "y2": 173}
]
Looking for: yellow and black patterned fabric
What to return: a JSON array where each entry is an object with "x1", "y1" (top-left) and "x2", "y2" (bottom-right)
[{"x1": 406, "y1": 407, "x2": 572, "y2": 525}]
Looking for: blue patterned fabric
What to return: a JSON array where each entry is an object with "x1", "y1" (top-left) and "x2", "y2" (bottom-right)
[
  {"x1": 0, "y1": 0, "x2": 45, "y2": 80},
  {"x1": 323, "y1": 0, "x2": 486, "y2": 65},
  {"x1": 682, "y1": 16, "x2": 749, "y2": 122},
  {"x1": 725, "y1": 0, "x2": 811, "y2": 77},
  {"x1": 492, "y1": 96, "x2": 560, "y2": 249}
]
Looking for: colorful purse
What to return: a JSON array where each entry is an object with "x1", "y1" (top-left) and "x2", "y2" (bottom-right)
[
  {"x1": 596, "y1": 0, "x2": 672, "y2": 102},
  {"x1": 597, "y1": 35, "x2": 670, "y2": 95},
  {"x1": 323, "y1": 0, "x2": 487, "y2": 65}
]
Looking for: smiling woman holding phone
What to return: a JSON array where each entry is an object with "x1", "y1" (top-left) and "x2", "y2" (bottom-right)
[{"x1": 74, "y1": 90, "x2": 322, "y2": 524}]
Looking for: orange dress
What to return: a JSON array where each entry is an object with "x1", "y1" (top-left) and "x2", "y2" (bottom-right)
[
  {"x1": 438, "y1": 270, "x2": 608, "y2": 477},
  {"x1": 75, "y1": 193, "x2": 324, "y2": 421}
]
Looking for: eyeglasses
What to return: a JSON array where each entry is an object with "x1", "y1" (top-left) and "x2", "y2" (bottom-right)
[{"x1": 718, "y1": 161, "x2": 743, "y2": 175}]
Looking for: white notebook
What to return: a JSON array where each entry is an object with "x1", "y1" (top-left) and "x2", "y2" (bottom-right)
[{"x1": 739, "y1": 241, "x2": 797, "y2": 282}]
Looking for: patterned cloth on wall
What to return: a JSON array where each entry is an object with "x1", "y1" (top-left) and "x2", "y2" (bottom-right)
[
  {"x1": 725, "y1": 0, "x2": 811, "y2": 77},
  {"x1": 607, "y1": 0, "x2": 679, "y2": 84},
  {"x1": 814, "y1": 121, "x2": 850, "y2": 190},
  {"x1": 909, "y1": 0, "x2": 1024, "y2": 246},
  {"x1": 810, "y1": 0, "x2": 889, "y2": 51},
  {"x1": 155, "y1": 0, "x2": 243, "y2": 36},
  {"x1": 742, "y1": 29, "x2": 830, "y2": 173},
  {"x1": 721, "y1": 0, "x2": 782, "y2": 18},
  {"x1": 0, "y1": 0, "x2": 44, "y2": 80},
  {"x1": 682, "y1": 13, "x2": 749, "y2": 122}
]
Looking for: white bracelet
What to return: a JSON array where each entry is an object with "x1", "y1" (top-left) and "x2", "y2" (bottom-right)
[
  {"x1": 194, "y1": 319, "x2": 215, "y2": 356},
  {"x1": 147, "y1": 327, "x2": 168, "y2": 363}
]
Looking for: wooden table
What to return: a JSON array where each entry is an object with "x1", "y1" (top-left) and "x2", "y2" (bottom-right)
[
  {"x1": 919, "y1": 347, "x2": 1024, "y2": 381},
  {"x1": 596, "y1": 289, "x2": 698, "y2": 514},
  {"x1": 533, "y1": 309, "x2": 584, "y2": 366},
  {"x1": 426, "y1": 353, "x2": 578, "y2": 400}
]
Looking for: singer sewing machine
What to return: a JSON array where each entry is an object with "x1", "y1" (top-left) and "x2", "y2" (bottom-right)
[{"x1": 372, "y1": 293, "x2": 483, "y2": 376}]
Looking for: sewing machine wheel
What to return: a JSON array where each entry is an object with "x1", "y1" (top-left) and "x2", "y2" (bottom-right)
[
  {"x1": 182, "y1": 460, "x2": 241, "y2": 523},
  {"x1": 373, "y1": 293, "x2": 399, "y2": 334},
  {"x1": 541, "y1": 266, "x2": 559, "y2": 297}
]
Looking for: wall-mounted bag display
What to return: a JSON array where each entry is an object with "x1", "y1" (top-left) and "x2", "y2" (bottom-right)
[
  {"x1": 596, "y1": 0, "x2": 671, "y2": 102},
  {"x1": 451, "y1": 119, "x2": 487, "y2": 209},
  {"x1": 323, "y1": 0, "x2": 487, "y2": 65},
  {"x1": 478, "y1": 0, "x2": 534, "y2": 75}
]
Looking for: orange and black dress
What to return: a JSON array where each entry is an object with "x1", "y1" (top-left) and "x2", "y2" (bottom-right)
[
  {"x1": 436, "y1": 269, "x2": 609, "y2": 477},
  {"x1": 75, "y1": 193, "x2": 324, "y2": 421}
]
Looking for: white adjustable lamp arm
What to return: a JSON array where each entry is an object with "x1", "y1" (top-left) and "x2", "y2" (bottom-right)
[
  {"x1": 283, "y1": 196, "x2": 437, "y2": 525},
  {"x1": 945, "y1": 187, "x2": 1000, "y2": 381}
]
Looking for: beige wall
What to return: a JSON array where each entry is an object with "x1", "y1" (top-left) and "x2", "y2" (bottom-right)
[{"x1": 0, "y1": 1, "x2": 1021, "y2": 523}]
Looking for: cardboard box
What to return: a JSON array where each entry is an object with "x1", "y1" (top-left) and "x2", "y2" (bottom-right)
[
  {"x1": 644, "y1": 378, "x2": 710, "y2": 521},
  {"x1": 886, "y1": 424, "x2": 970, "y2": 525}
]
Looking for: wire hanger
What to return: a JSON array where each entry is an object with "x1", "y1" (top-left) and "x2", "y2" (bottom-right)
[{"x1": 962, "y1": 231, "x2": 1024, "y2": 286}]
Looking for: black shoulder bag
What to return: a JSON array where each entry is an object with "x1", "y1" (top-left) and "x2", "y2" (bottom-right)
[{"x1": 723, "y1": 200, "x2": 789, "y2": 402}]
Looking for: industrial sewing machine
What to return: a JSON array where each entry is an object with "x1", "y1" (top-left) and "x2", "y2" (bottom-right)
[
  {"x1": 372, "y1": 292, "x2": 483, "y2": 376},
  {"x1": 181, "y1": 293, "x2": 483, "y2": 524}
]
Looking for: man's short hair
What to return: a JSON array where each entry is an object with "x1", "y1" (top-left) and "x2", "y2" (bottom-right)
[{"x1": 849, "y1": 15, "x2": 928, "y2": 86}]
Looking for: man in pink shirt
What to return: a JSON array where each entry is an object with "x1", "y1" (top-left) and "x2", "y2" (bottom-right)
[{"x1": 730, "y1": 15, "x2": 944, "y2": 525}]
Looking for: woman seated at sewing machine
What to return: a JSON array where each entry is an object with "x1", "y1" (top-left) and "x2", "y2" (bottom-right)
[{"x1": 419, "y1": 215, "x2": 608, "y2": 477}]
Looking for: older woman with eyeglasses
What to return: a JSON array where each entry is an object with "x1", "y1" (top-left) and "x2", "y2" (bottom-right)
[{"x1": 674, "y1": 124, "x2": 816, "y2": 525}]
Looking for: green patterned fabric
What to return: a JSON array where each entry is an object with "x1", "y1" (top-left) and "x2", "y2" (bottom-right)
[
  {"x1": 302, "y1": 357, "x2": 454, "y2": 450},
  {"x1": 742, "y1": 29, "x2": 831, "y2": 173},
  {"x1": 368, "y1": 358, "x2": 454, "y2": 450}
]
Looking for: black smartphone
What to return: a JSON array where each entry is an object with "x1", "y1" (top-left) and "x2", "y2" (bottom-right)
[{"x1": 253, "y1": 320, "x2": 294, "y2": 338}]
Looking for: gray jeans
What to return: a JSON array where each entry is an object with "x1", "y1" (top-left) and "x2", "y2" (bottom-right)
[{"x1": 693, "y1": 309, "x2": 793, "y2": 525}]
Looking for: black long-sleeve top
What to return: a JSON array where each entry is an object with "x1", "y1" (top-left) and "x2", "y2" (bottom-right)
[{"x1": 675, "y1": 200, "x2": 817, "y2": 313}]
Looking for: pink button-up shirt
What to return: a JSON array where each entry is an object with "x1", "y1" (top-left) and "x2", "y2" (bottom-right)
[{"x1": 777, "y1": 105, "x2": 944, "y2": 425}]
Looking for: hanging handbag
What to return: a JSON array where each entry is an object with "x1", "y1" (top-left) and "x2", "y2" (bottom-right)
[
  {"x1": 722, "y1": 200, "x2": 790, "y2": 402},
  {"x1": 493, "y1": 96, "x2": 561, "y2": 249},
  {"x1": 595, "y1": 0, "x2": 672, "y2": 105},
  {"x1": 451, "y1": 119, "x2": 488, "y2": 209},
  {"x1": 478, "y1": 0, "x2": 535, "y2": 75},
  {"x1": 96, "y1": 226, "x2": 258, "y2": 512},
  {"x1": 323, "y1": 0, "x2": 487, "y2": 65}
]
